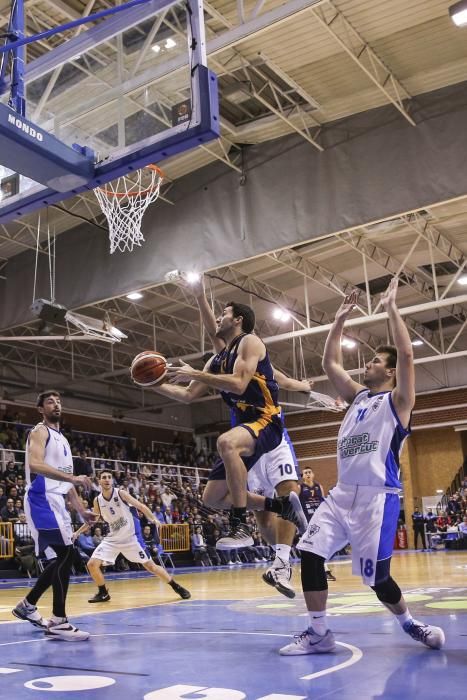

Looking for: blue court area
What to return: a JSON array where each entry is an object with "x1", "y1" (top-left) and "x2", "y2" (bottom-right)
[{"x1": 0, "y1": 567, "x2": 466, "y2": 700}]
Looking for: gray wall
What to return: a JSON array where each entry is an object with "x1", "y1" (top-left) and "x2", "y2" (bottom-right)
[{"x1": 3, "y1": 82, "x2": 467, "y2": 330}]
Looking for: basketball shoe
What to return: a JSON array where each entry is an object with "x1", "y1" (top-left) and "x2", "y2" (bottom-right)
[
  {"x1": 12, "y1": 599, "x2": 48, "y2": 629},
  {"x1": 326, "y1": 568, "x2": 337, "y2": 582},
  {"x1": 45, "y1": 618, "x2": 90, "y2": 642},
  {"x1": 403, "y1": 620, "x2": 445, "y2": 649},
  {"x1": 170, "y1": 581, "x2": 191, "y2": 599},
  {"x1": 263, "y1": 557, "x2": 295, "y2": 598},
  {"x1": 279, "y1": 627, "x2": 336, "y2": 655},
  {"x1": 216, "y1": 522, "x2": 253, "y2": 550},
  {"x1": 88, "y1": 590, "x2": 111, "y2": 603},
  {"x1": 277, "y1": 492, "x2": 308, "y2": 535}
]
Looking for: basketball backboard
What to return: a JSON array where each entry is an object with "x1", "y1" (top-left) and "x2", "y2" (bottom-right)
[{"x1": 0, "y1": 0, "x2": 219, "y2": 222}]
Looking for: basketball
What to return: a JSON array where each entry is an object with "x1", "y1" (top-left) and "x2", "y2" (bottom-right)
[{"x1": 130, "y1": 350, "x2": 167, "y2": 387}]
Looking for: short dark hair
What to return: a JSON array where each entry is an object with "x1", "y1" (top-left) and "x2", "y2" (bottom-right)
[
  {"x1": 226, "y1": 301, "x2": 255, "y2": 333},
  {"x1": 36, "y1": 390, "x2": 61, "y2": 407},
  {"x1": 99, "y1": 470, "x2": 113, "y2": 479},
  {"x1": 375, "y1": 345, "x2": 397, "y2": 369}
]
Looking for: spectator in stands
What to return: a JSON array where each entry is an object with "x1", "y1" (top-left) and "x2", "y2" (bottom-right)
[
  {"x1": 142, "y1": 525, "x2": 161, "y2": 560},
  {"x1": 411, "y1": 507, "x2": 426, "y2": 550},
  {"x1": 191, "y1": 526, "x2": 211, "y2": 566},
  {"x1": 77, "y1": 530, "x2": 97, "y2": 558},
  {"x1": 447, "y1": 494, "x2": 462, "y2": 516},
  {"x1": 74, "y1": 451, "x2": 93, "y2": 477},
  {"x1": 1, "y1": 498, "x2": 19, "y2": 522},
  {"x1": 15, "y1": 476, "x2": 25, "y2": 498},
  {"x1": 14, "y1": 513, "x2": 34, "y2": 546},
  {"x1": 153, "y1": 505, "x2": 167, "y2": 524},
  {"x1": 0, "y1": 485, "x2": 6, "y2": 509},
  {"x1": 4, "y1": 460, "x2": 19, "y2": 486},
  {"x1": 92, "y1": 526, "x2": 104, "y2": 548},
  {"x1": 161, "y1": 486, "x2": 177, "y2": 511},
  {"x1": 459, "y1": 516, "x2": 467, "y2": 538}
]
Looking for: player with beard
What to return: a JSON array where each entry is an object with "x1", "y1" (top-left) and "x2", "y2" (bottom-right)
[{"x1": 280, "y1": 279, "x2": 445, "y2": 655}]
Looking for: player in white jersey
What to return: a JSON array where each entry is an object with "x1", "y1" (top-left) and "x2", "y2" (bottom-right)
[
  {"x1": 81, "y1": 470, "x2": 190, "y2": 602},
  {"x1": 280, "y1": 279, "x2": 445, "y2": 656},
  {"x1": 12, "y1": 390, "x2": 96, "y2": 642}
]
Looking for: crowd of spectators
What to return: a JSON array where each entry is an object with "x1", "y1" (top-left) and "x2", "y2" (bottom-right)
[
  {"x1": 411, "y1": 472, "x2": 467, "y2": 549},
  {"x1": 0, "y1": 414, "x2": 275, "y2": 571}
]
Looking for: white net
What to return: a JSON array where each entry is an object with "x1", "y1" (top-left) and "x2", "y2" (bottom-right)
[
  {"x1": 306, "y1": 391, "x2": 348, "y2": 412},
  {"x1": 94, "y1": 165, "x2": 163, "y2": 253}
]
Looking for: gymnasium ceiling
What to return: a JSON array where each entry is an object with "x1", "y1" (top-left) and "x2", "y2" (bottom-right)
[{"x1": 0, "y1": 0, "x2": 466, "y2": 426}]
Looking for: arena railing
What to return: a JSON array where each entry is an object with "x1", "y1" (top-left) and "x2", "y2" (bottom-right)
[
  {"x1": 0, "y1": 448, "x2": 212, "y2": 486},
  {"x1": 0, "y1": 522, "x2": 14, "y2": 558}
]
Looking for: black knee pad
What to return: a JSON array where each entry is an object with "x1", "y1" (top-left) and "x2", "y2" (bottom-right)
[
  {"x1": 371, "y1": 576, "x2": 402, "y2": 605},
  {"x1": 300, "y1": 551, "x2": 327, "y2": 592}
]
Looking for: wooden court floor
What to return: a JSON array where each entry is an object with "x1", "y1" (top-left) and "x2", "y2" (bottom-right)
[{"x1": 0, "y1": 550, "x2": 466, "y2": 699}]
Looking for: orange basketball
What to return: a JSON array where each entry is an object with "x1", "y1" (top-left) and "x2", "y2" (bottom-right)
[{"x1": 130, "y1": 350, "x2": 167, "y2": 387}]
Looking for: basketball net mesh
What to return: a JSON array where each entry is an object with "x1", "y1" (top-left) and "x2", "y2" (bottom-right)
[
  {"x1": 94, "y1": 165, "x2": 163, "y2": 253},
  {"x1": 306, "y1": 391, "x2": 347, "y2": 412}
]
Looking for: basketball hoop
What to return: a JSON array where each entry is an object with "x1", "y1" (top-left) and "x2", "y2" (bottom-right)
[{"x1": 94, "y1": 164, "x2": 164, "y2": 253}]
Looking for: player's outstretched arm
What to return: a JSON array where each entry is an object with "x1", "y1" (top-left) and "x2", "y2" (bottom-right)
[
  {"x1": 67, "y1": 486, "x2": 97, "y2": 523},
  {"x1": 119, "y1": 490, "x2": 160, "y2": 528},
  {"x1": 274, "y1": 368, "x2": 314, "y2": 393},
  {"x1": 152, "y1": 357, "x2": 212, "y2": 403},
  {"x1": 322, "y1": 292, "x2": 364, "y2": 403},
  {"x1": 151, "y1": 377, "x2": 209, "y2": 404},
  {"x1": 166, "y1": 335, "x2": 264, "y2": 395},
  {"x1": 380, "y1": 278, "x2": 415, "y2": 427},
  {"x1": 188, "y1": 274, "x2": 225, "y2": 354}
]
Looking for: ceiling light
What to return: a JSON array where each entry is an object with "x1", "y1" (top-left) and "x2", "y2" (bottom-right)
[
  {"x1": 185, "y1": 271, "x2": 200, "y2": 284},
  {"x1": 458, "y1": 274, "x2": 467, "y2": 285},
  {"x1": 411, "y1": 339, "x2": 424, "y2": 346},
  {"x1": 126, "y1": 291, "x2": 143, "y2": 300},
  {"x1": 436, "y1": 489, "x2": 444, "y2": 494},
  {"x1": 341, "y1": 337, "x2": 356, "y2": 349},
  {"x1": 165, "y1": 38, "x2": 176, "y2": 49},
  {"x1": 273, "y1": 308, "x2": 291, "y2": 322},
  {"x1": 151, "y1": 44, "x2": 161, "y2": 53},
  {"x1": 449, "y1": 1, "x2": 467, "y2": 26}
]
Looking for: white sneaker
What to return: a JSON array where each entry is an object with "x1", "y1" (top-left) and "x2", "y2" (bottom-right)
[
  {"x1": 279, "y1": 627, "x2": 336, "y2": 655},
  {"x1": 262, "y1": 558, "x2": 295, "y2": 599},
  {"x1": 46, "y1": 618, "x2": 90, "y2": 642},
  {"x1": 12, "y1": 600, "x2": 48, "y2": 629},
  {"x1": 403, "y1": 620, "x2": 445, "y2": 649},
  {"x1": 216, "y1": 523, "x2": 254, "y2": 550}
]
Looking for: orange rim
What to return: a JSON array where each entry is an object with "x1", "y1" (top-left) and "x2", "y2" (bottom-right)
[{"x1": 97, "y1": 164, "x2": 164, "y2": 199}]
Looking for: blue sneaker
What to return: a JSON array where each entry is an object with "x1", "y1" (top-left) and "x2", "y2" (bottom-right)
[
  {"x1": 403, "y1": 620, "x2": 445, "y2": 649},
  {"x1": 279, "y1": 627, "x2": 336, "y2": 655}
]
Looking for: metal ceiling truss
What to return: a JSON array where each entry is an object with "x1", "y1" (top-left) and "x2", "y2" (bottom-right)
[
  {"x1": 310, "y1": 0, "x2": 415, "y2": 126},
  {"x1": 228, "y1": 56, "x2": 323, "y2": 150},
  {"x1": 337, "y1": 229, "x2": 466, "y2": 351}
]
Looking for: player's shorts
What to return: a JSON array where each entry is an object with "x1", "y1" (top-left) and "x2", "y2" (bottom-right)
[
  {"x1": 24, "y1": 489, "x2": 73, "y2": 555},
  {"x1": 91, "y1": 536, "x2": 150, "y2": 565},
  {"x1": 208, "y1": 416, "x2": 283, "y2": 481},
  {"x1": 297, "y1": 482, "x2": 400, "y2": 586},
  {"x1": 247, "y1": 432, "x2": 299, "y2": 498}
]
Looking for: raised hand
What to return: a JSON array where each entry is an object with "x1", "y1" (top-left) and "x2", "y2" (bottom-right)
[
  {"x1": 179, "y1": 272, "x2": 204, "y2": 298},
  {"x1": 380, "y1": 277, "x2": 399, "y2": 309},
  {"x1": 335, "y1": 291, "x2": 359, "y2": 322},
  {"x1": 73, "y1": 474, "x2": 93, "y2": 490},
  {"x1": 82, "y1": 511, "x2": 98, "y2": 524}
]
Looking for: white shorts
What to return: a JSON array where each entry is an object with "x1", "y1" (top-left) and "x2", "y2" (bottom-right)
[
  {"x1": 297, "y1": 483, "x2": 400, "y2": 586},
  {"x1": 25, "y1": 490, "x2": 73, "y2": 555},
  {"x1": 91, "y1": 537, "x2": 150, "y2": 565},
  {"x1": 247, "y1": 432, "x2": 299, "y2": 498}
]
